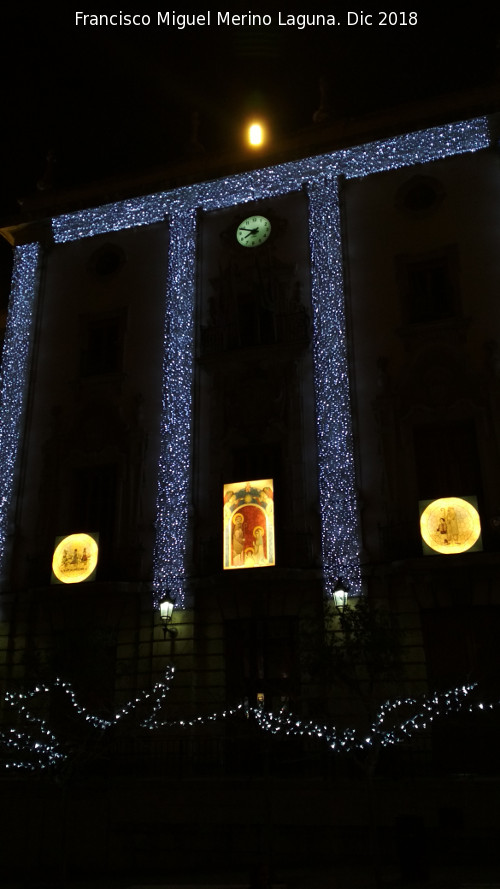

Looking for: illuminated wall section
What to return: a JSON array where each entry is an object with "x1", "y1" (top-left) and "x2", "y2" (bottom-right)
[
  {"x1": 223, "y1": 480, "x2": 275, "y2": 569},
  {"x1": 0, "y1": 117, "x2": 488, "y2": 605}
]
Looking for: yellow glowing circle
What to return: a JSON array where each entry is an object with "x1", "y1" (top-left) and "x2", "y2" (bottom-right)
[
  {"x1": 52, "y1": 533, "x2": 99, "y2": 584},
  {"x1": 232, "y1": 513, "x2": 244, "y2": 525},
  {"x1": 420, "y1": 498, "x2": 481, "y2": 555}
]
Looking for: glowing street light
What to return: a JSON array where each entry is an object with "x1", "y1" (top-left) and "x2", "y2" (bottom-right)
[
  {"x1": 159, "y1": 597, "x2": 178, "y2": 640},
  {"x1": 247, "y1": 122, "x2": 265, "y2": 147}
]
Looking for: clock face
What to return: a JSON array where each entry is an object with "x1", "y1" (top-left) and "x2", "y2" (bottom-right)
[{"x1": 236, "y1": 215, "x2": 271, "y2": 248}]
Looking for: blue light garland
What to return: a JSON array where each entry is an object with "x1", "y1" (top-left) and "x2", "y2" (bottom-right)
[
  {"x1": 0, "y1": 119, "x2": 489, "y2": 602},
  {"x1": 153, "y1": 210, "x2": 197, "y2": 603},
  {"x1": 308, "y1": 176, "x2": 360, "y2": 594},
  {"x1": 1, "y1": 666, "x2": 176, "y2": 771},
  {"x1": 251, "y1": 683, "x2": 478, "y2": 752},
  {"x1": 0, "y1": 243, "x2": 40, "y2": 582},
  {"x1": 0, "y1": 669, "x2": 484, "y2": 773}
]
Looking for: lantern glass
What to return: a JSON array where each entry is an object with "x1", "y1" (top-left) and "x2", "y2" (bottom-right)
[
  {"x1": 160, "y1": 599, "x2": 174, "y2": 621},
  {"x1": 333, "y1": 588, "x2": 348, "y2": 609}
]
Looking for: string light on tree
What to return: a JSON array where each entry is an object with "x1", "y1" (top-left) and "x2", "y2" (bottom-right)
[{"x1": 0, "y1": 670, "x2": 489, "y2": 773}]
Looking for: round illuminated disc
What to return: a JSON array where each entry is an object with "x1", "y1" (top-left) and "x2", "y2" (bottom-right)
[
  {"x1": 420, "y1": 498, "x2": 481, "y2": 555},
  {"x1": 52, "y1": 533, "x2": 99, "y2": 584},
  {"x1": 236, "y1": 215, "x2": 271, "y2": 248}
]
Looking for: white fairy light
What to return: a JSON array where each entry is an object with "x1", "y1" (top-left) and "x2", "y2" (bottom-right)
[{"x1": 0, "y1": 669, "x2": 484, "y2": 772}]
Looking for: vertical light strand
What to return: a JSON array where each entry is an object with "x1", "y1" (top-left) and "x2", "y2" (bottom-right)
[
  {"x1": 0, "y1": 243, "x2": 40, "y2": 582},
  {"x1": 152, "y1": 209, "x2": 197, "y2": 608},
  {"x1": 308, "y1": 177, "x2": 361, "y2": 596}
]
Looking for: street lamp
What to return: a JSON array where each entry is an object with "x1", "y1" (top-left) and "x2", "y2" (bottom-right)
[
  {"x1": 160, "y1": 597, "x2": 178, "y2": 640},
  {"x1": 333, "y1": 579, "x2": 349, "y2": 610},
  {"x1": 247, "y1": 121, "x2": 265, "y2": 148}
]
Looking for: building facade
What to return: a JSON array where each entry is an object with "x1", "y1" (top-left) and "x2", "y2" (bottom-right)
[{"x1": 1, "y1": 111, "x2": 500, "y2": 879}]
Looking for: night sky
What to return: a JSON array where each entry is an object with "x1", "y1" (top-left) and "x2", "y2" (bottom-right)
[{"x1": 1, "y1": 4, "x2": 499, "y2": 217}]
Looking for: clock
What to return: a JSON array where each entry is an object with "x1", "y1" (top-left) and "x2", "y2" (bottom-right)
[{"x1": 236, "y1": 215, "x2": 271, "y2": 248}]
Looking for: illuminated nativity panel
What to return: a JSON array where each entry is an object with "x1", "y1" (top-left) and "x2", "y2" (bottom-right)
[
  {"x1": 419, "y1": 497, "x2": 482, "y2": 556},
  {"x1": 224, "y1": 480, "x2": 275, "y2": 569},
  {"x1": 51, "y1": 532, "x2": 99, "y2": 584}
]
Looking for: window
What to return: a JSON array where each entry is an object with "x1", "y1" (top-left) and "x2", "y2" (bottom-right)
[
  {"x1": 397, "y1": 246, "x2": 459, "y2": 325},
  {"x1": 413, "y1": 421, "x2": 482, "y2": 502},
  {"x1": 89, "y1": 243, "x2": 125, "y2": 278},
  {"x1": 225, "y1": 617, "x2": 298, "y2": 710},
  {"x1": 68, "y1": 464, "x2": 118, "y2": 562},
  {"x1": 80, "y1": 314, "x2": 124, "y2": 377}
]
